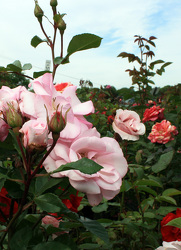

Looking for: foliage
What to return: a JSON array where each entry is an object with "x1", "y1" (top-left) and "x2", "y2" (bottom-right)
[
  {"x1": 76, "y1": 83, "x2": 181, "y2": 249},
  {"x1": 118, "y1": 35, "x2": 172, "y2": 104},
  {"x1": 0, "y1": 72, "x2": 30, "y2": 89}
]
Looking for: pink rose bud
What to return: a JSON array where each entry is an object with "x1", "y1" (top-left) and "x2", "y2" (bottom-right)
[
  {"x1": 19, "y1": 120, "x2": 48, "y2": 151},
  {"x1": 49, "y1": 110, "x2": 66, "y2": 135},
  {"x1": 5, "y1": 105, "x2": 23, "y2": 128}
]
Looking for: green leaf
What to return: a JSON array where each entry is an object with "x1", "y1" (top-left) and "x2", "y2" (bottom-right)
[
  {"x1": 135, "y1": 179, "x2": 162, "y2": 188},
  {"x1": 50, "y1": 157, "x2": 103, "y2": 175},
  {"x1": 162, "y1": 188, "x2": 181, "y2": 197},
  {"x1": 144, "y1": 212, "x2": 155, "y2": 218},
  {"x1": 92, "y1": 202, "x2": 108, "y2": 213},
  {"x1": 79, "y1": 243, "x2": 100, "y2": 249},
  {"x1": 66, "y1": 33, "x2": 102, "y2": 60},
  {"x1": 33, "y1": 70, "x2": 51, "y2": 78},
  {"x1": 166, "y1": 218, "x2": 181, "y2": 229},
  {"x1": 156, "y1": 206, "x2": 177, "y2": 216},
  {"x1": 31, "y1": 35, "x2": 47, "y2": 48},
  {"x1": 35, "y1": 176, "x2": 62, "y2": 195},
  {"x1": 79, "y1": 218, "x2": 109, "y2": 244},
  {"x1": 54, "y1": 57, "x2": 64, "y2": 65},
  {"x1": 7, "y1": 60, "x2": 22, "y2": 73},
  {"x1": 138, "y1": 186, "x2": 157, "y2": 196},
  {"x1": 34, "y1": 193, "x2": 64, "y2": 213},
  {"x1": 9, "y1": 226, "x2": 32, "y2": 250},
  {"x1": 157, "y1": 195, "x2": 177, "y2": 205},
  {"x1": 161, "y1": 62, "x2": 172, "y2": 69},
  {"x1": 152, "y1": 150, "x2": 174, "y2": 173},
  {"x1": 33, "y1": 242, "x2": 71, "y2": 250},
  {"x1": 22, "y1": 63, "x2": 32, "y2": 70}
]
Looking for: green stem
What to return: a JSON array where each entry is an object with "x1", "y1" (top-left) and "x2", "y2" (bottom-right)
[{"x1": 0, "y1": 138, "x2": 58, "y2": 247}]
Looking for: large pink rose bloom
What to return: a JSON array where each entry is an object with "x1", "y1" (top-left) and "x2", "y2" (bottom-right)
[
  {"x1": 19, "y1": 120, "x2": 48, "y2": 150},
  {"x1": 24, "y1": 73, "x2": 94, "y2": 140},
  {"x1": 148, "y1": 120, "x2": 178, "y2": 144},
  {"x1": 112, "y1": 109, "x2": 145, "y2": 141},
  {"x1": 43, "y1": 128, "x2": 128, "y2": 206}
]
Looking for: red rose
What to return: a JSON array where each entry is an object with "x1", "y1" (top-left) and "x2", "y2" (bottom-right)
[
  {"x1": 148, "y1": 120, "x2": 178, "y2": 144},
  {"x1": 161, "y1": 208, "x2": 181, "y2": 242},
  {"x1": 107, "y1": 115, "x2": 114, "y2": 124},
  {"x1": 0, "y1": 187, "x2": 18, "y2": 223},
  {"x1": 142, "y1": 105, "x2": 164, "y2": 123},
  {"x1": 62, "y1": 192, "x2": 82, "y2": 213}
]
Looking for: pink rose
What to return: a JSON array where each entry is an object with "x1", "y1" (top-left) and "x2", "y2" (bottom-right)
[
  {"x1": 0, "y1": 117, "x2": 10, "y2": 141},
  {"x1": 26, "y1": 74, "x2": 94, "y2": 140},
  {"x1": 156, "y1": 241, "x2": 181, "y2": 250},
  {"x1": 42, "y1": 215, "x2": 60, "y2": 228},
  {"x1": 19, "y1": 120, "x2": 48, "y2": 150},
  {"x1": 148, "y1": 120, "x2": 178, "y2": 144},
  {"x1": 142, "y1": 105, "x2": 164, "y2": 123},
  {"x1": 112, "y1": 109, "x2": 145, "y2": 141},
  {"x1": 43, "y1": 128, "x2": 128, "y2": 206}
]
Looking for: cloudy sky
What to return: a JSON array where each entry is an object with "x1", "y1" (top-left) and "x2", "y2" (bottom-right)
[{"x1": 0, "y1": 0, "x2": 181, "y2": 89}]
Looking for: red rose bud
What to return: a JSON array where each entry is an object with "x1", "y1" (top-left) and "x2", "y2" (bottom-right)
[
  {"x1": 34, "y1": 1, "x2": 44, "y2": 22},
  {"x1": 6, "y1": 105, "x2": 23, "y2": 128}
]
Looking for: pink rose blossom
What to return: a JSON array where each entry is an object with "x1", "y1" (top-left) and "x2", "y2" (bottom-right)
[
  {"x1": 19, "y1": 120, "x2": 48, "y2": 149},
  {"x1": 42, "y1": 215, "x2": 60, "y2": 228},
  {"x1": 156, "y1": 241, "x2": 181, "y2": 250},
  {"x1": 0, "y1": 117, "x2": 10, "y2": 142},
  {"x1": 112, "y1": 109, "x2": 145, "y2": 141},
  {"x1": 25, "y1": 74, "x2": 94, "y2": 140},
  {"x1": 43, "y1": 128, "x2": 128, "y2": 206},
  {"x1": 148, "y1": 120, "x2": 178, "y2": 144},
  {"x1": 142, "y1": 105, "x2": 164, "y2": 123}
]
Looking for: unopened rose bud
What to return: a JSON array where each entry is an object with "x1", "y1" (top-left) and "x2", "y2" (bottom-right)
[
  {"x1": 49, "y1": 110, "x2": 66, "y2": 135},
  {"x1": 6, "y1": 106, "x2": 23, "y2": 129},
  {"x1": 34, "y1": 2, "x2": 44, "y2": 22},
  {"x1": 57, "y1": 19, "x2": 66, "y2": 33},
  {"x1": 54, "y1": 14, "x2": 66, "y2": 34},
  {"x1": 50, "y1": 0, "x2": 58, "y2": 7}
]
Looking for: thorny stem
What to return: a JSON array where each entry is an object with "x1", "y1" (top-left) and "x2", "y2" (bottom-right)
[{"x1": 5, "y1": 71, "x2": 34, "y2": 80}]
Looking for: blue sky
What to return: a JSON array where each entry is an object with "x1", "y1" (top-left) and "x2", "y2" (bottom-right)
[{"x1": 0, "y1": 0, "x2": 181, "y2": 89}]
